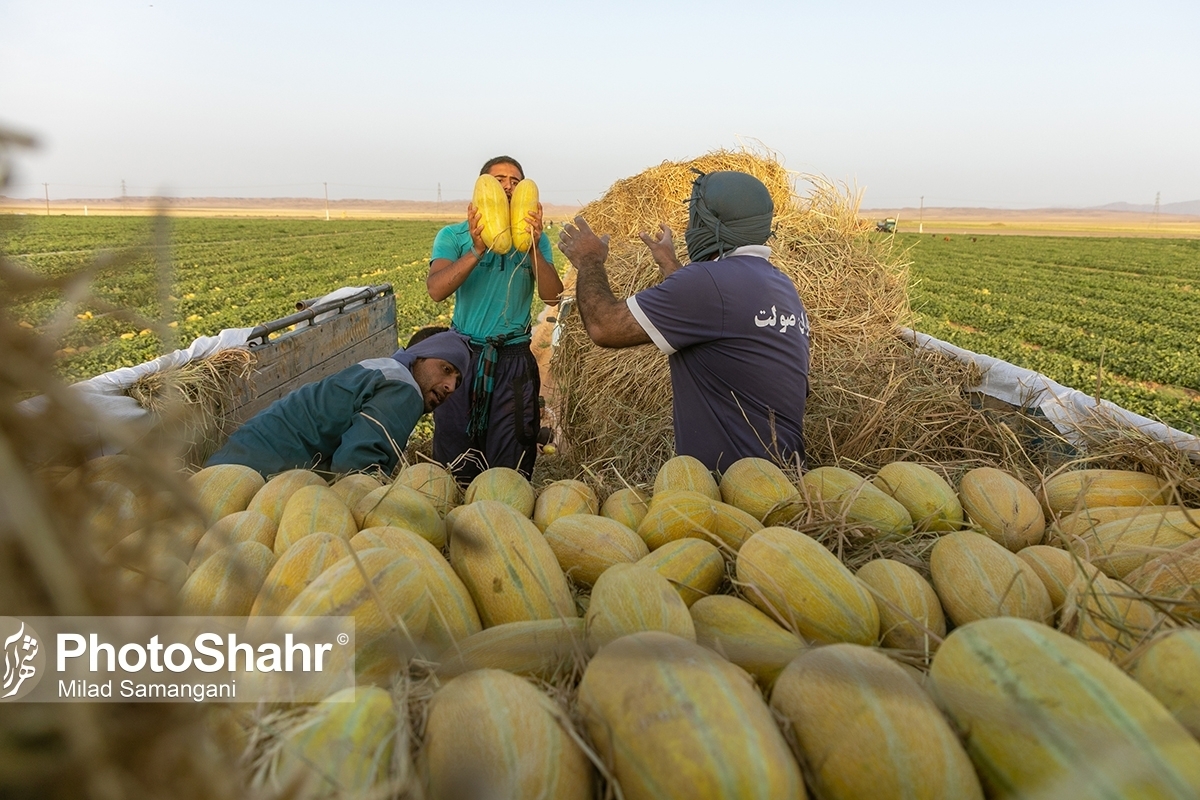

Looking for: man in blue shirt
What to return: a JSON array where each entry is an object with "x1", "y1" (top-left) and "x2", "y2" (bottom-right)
[
  {"x1": 427, "y1": 156, "x2": 563, "y2": 482},
  {"x1": 206, "y1": 331, "x2": 471, "y2": 479},
  {"x1": 557, "y1": 171, "x2": 810, "y2": 473}
]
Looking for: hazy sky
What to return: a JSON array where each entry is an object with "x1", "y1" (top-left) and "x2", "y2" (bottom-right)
[{"x1": 2, "y1": 0, "x2": 1197, "y2": 209}]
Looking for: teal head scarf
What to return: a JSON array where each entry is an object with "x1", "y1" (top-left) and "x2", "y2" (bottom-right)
[{"x1": 684, "y1": 170, "x2": 775, "y2": 262}]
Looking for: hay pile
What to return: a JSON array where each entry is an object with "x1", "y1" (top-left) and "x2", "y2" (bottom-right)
[{"x1": 548, "y1": 148, "x2": 1022, "y2": 485}]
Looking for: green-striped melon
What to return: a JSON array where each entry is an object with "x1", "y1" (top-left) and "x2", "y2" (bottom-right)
[
  {"x1": 1041, "y1": 468, "x2": 1172, "y2": 518},
  {"x1": 654, "y1": 454, "x2": 721, "y2": 501},
  {"x1": 855, "y1": 558, "x2": 946, "y2": 653},
  {"x1": 958, "y1": 467, "x2": 1045, "y2": 551},
  {"x1": 421, "y1": 669, "x2": 593, "y2": 800},
  {"x1": 1061, "y1": 573, "x2": 1161, "y2": 662},
  {"x1": 246, "y1": 469, "x2": 326, "y2": 523},
  {"x1": 929, "y1": 617, "x2": 1200, "y2": 799},
  {"x1": 448, "y1": 500, "x2": 576, "y2": 627},
  {"x1": 872, "y1": 461, "x2": 963, "y2": 532},
  {"x1": 249, "y1": 531, "x2": 352, "y2": 619},
  {"x1": 542, "y1": 513, "x2": 648, "y2": 586},
  {"x1": 1066, "y1": 508, "x2": 1200, "y2": 578},
  {"x1": 690, "y1": 595, "x2": 804, "y2": 691},
  {"x1": 532, "y1": 479, "x2": 600, "y2": 531},
  {"x1": 636, "y1": 490, "x2": 717, "y2": 550},
  {"x1": 636, "y1": 537, "x2": 724, "y2": 607},
  {"x1": 771, "y1": 644, "x2": 983, "y2": 800},
  {"x1": 274, "y1": 484, "x2": 356, "y2": 554},
  {"x1": 394, "y1": 461, "x2": 460, "y2": 516},
  {"x1": 269, "y1": 686, "x2": 397, "y2": 797},
  {"x1": 188, "y1": 463, "x2": 266, "y2": 527},
  {"x1": 328, "y1": 472, "x2": 383, "y2": 512},
  {"x1": 584, "y1": 563, "x2": 695, "y2": 652},
  {"x1": 189, "y1": 509, "x2": 277, "y2": 569},
  {"x1": 802, "y1": 466, "x2": 913, "y2": 541},
  {"x1": 737, "y1": 526, "x2": 879, "y2": 645},
  {"x1": 1124, "y1": 538, "x2": 1200, "y2": 621},
  {"x1": 578, "y1": 631, "x2": 806, "y2": 800},
  {"x1": 282, "y1": 548, "x2": 430, "y2": 686},
  {"x1": 1132, "y1": 630, "x2": 1200, "y2": 739},
  {"x1": 177, "y1": 541, "x2": 276, "y2": 616},
  {"x1": 353, "y1": 484, "x2": 445, "y2": 548},
  {"x1": 1015, "y1": 544, "x2": 1102, "y2": 612},
  {"x1": 929, "y1": 531, "x2": 1052, "y2": 627},
  {"x1": 349, "y1": 526, "x2": 482, "y2": 652},
  {"x1": 435, "y1": 618, "x2": 587, "y2": 681},
  {"x1": 718, "y1": 457, "x2": 797, "y2": 522},
  {"x1": 464, "y1": 466, "x2": 535, "y2": 517},
  {"x1": 1055, "y1": 504, "x2": 1185, "y2": 539},
  {"x1": 600, "y1": 487, "x2": 649, "y2": 530},
  {"x1": 710, "y1": 501, "x2": 764, "y2": 552}
]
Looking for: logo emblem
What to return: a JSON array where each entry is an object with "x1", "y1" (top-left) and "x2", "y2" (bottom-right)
[{"x1": 1, "y1": 617, "x2": 45, "y2": 701}]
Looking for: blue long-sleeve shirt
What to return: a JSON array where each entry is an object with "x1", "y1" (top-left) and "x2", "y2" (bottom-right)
[{"x1": 206, "y1": 357, "x2": 425, "y2": 478}]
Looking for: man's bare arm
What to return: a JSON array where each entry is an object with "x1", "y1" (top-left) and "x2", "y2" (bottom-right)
[
  {"x1": 427, "y1": 204, "x2": 485, "y2": 302},
  {"x1": 558, "y1": 216, "x2": 651, "y2": 349},
  {"x1": 527, "y1": 202, "x2": 564, "y2": 304}
]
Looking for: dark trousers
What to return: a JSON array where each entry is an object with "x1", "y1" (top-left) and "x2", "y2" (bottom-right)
[{"x1": 432, "y1": 341, "x2": 540, "y2": 484}]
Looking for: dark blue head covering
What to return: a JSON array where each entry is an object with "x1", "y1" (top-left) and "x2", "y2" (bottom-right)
[
  {"x1": 684, "y1": 170, "x2": 775, "y2": 262},
  {"x1": 392, "y1": 330, "x2": 471, "y2": 379}
]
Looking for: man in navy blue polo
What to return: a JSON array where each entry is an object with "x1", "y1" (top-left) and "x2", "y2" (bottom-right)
[{"x1": 557, "y1": 171, "x2": 810, "y2": 473}]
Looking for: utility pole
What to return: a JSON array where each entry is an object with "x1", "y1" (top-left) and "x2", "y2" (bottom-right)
[
  {"x1": 121, "y1": 179, "x2": 126, "y2": 201},
  {"x1": 437, "y1": 183, "x2": 442, "y2": 205},
  {"x1": 1153, "y1": 191, "x2": 1161, "y2": 229},
  {"x1": 323, "y1": 182, "x2": 330, "y2": 221},
  {"x1": 43, "y1": 183, "x2": 50, "y2": 215},
  {"x1": 918, "y1": 196, "x2": 924, "y2": 234}
]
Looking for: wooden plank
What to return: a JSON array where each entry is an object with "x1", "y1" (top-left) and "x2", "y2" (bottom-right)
[{"x1": 226, "y1": 326, "x2": 398, "y2": 424}]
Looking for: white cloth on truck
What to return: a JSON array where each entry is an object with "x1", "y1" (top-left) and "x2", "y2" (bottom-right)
[{"x1": 902, "y1": 328, "x2": 1200, "y2": 458}]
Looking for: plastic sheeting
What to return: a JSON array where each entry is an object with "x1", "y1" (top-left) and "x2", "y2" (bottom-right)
[{"x1": 902, "y1": 328, "x2": 1200, "y2": 458}]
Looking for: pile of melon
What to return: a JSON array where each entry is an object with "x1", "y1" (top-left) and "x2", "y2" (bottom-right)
[{"x1": 85, "y1": 452, "x2": 1200, "y2": 798}]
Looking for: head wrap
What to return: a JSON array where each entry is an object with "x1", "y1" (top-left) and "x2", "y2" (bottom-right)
[
  {"x1": 684, "y1": 170, "x2": 775, "y2": 263},
  {"x1": 392, "y1": 330, "x2": 471, "y2": 379}
]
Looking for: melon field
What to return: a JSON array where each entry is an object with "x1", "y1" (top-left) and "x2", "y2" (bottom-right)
[{"x1": 3, "y1": 215, "x2": 1199, "y2": 434}]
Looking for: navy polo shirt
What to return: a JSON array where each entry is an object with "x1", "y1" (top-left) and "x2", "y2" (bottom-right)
[{"x1": 626, "y1": 246, "x2": 810, "y2": 472}]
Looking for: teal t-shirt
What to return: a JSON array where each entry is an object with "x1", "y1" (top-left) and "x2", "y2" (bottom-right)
[{"x1": 430, "y1": 220, "x2": 555, "y2": 342}]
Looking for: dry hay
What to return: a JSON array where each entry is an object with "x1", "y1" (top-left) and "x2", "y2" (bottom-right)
[{"x1": 549, "y1": 148, "x2": 1031, "y2": 485}]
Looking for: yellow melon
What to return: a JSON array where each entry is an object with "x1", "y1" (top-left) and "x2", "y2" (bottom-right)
[
  {"x1": 929, "y1": 531, "x2": 1053, "y2": 627},
  {"x1": 1061, "y1": 573, "x2": 1161, "y2": 662},
  {"x1": 710, "y1": 501, "x2": 764, "y2": 552},
  {"x1": 584, "y1": 563, "x2": 695, "y2": 652},
  {"x1": 1123, "y1": 538, "x2": 1200, "y2": 621},
  {"x1": 248, "y1": 532, "x2": 353, "y2": 619},
  {"x1": 718, "y1": 457, "x2": 797, "y2": 521},
  {"x1": 855, "y1": 558, "x2": 946, "y2": 653},
  {"x1": 189, "y1": 509, "x2": 277, "y2": 569},
  {"x1": 578, "y1": 631, "x2": 806, "y2": 799},
  {"x1": 84, "y1": 480, "x2": 142, "y2": 552},
  {"x1": 601, "y1": 486, "x2": 650, "y2": 530},
  {"x1": 636, "y1": 537, "x2": 724, "y2": 607},
  {"x1": 353, "y1": 483, "x2": 446, "y2": 548},
  {"x1": 772, "y1": 644, "x2": 983, "y2": 800},
  {"x1": 328, "y1": 472, "x2": 383, "y2": 512},
  {"x1": 394, "y1": 462, "x2": 460, "y2": 516},
  {"x1": 188, "y1": 463, "x2": 266, "y2": 527},
  {"x1": 532, "y1": 479, "x2": 599, "y2": 531},
  {"x1": 177, "y1": 541, "x2": 276, "y2": 616},
  {"x1": 801, "y1": 466, "x2": 913, "y2": 540},
  {"x1": 421, "y1": 669, "x2": 593, "y2": 799},
  {"x1": 463, "y1": 466, "x2": 535, "y2": 516},
  {"x1": 1056, "y1": 504, "x2": 1185, "y2": 538},
  {"x1": 1132, "y1": 630, "x2": 1200, "y2": 739},
  {"x1": 690, "y1": 595, "x2": 805, "y2": 691},
  {"x1": 274, "y1": 484, "x2": 356, "y2": 554},
  {"x1": 958, "y1": 467, "x2": 1045, "y2": 551},
  {"x1": 737, "y1": 526, "x2": 879, "y2": 645},
  {"x1": 435, "y1": 618, "x2": 587, "y2": 681},
  {"x1": 1066, "y1": 508, "x2": 1200, "y2": 578},
  {"x1": 246, "y1": 469, "x2": 326, "y2": 523},
  {"x1": 654, "y1": 454, "x2": 721, "y2": 500},
  {"x1": 1016, "y1": 544, "x2": 1102, "y2": 612},
  {"x1": 872, "y1": 461, "x2": 963, "y2": 532},
  {"x1": 542, "y1": 513, "x2": 648, "y2": 586},
  {"x1": 636, "y1": 489, "x2": 717, "y2": 550},
  {"x1": 1041, "y1": 468, "x2": 1172, "y2": 518}
]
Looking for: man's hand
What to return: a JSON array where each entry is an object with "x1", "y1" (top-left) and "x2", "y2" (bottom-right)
[
  {"x1": 466, "y1": 203, "x2": 485, "y2": 255},
  {"x1": 526, "y1": 202, "x2": 544, "y2": 243},
  {"x1": 558, "y1": 215, "x2": 610, "y2": 269},
  {"x1": 639, "y1": 223, "x2": 684, "y2": 278}
]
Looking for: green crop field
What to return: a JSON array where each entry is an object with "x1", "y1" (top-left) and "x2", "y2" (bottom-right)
[
  {"x1": 5, "y1": 216, "x2": 1200, "y2": 436},
  {"x1": 901, "y1": 232, "x2": 1200, "y2": 435}
]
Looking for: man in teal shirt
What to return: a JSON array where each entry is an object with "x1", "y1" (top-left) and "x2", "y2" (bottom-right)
[
  {"x1": 427, "y1": 155, "x2": 563, "y2": 481},
  {"x1": 206, "y1": 331, "x2": 470, "y2": 478}
]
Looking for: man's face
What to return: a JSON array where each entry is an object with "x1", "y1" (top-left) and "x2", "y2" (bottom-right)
[
  {"x1": 411, "y1": 358, "x2": 461, "y2": 412},
  {"x1": 487, "y1": 162, "x2": 523, "y2": 199}
]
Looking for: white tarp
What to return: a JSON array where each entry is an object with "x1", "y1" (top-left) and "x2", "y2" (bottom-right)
[{"x1": 902, "y1": 328, "x2": 1200, "y2": 458}]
